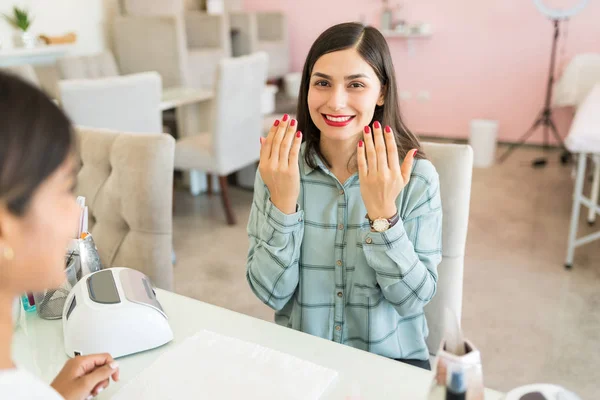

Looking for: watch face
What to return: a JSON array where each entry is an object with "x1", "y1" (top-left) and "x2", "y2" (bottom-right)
[{"x1": 373, "y1": 218, "x2": 390, "y2": 232}]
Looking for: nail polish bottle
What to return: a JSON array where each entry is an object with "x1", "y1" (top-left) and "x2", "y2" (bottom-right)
[
  {"x1": 445, "y1": 364, "x2": 466, "y2": 400},
  {"x1": 21, "y1": 292, "x2": 36, "y2": 312}
]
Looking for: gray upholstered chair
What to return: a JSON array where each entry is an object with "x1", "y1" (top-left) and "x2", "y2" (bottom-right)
[
  {"x1": 421, "y1": 142, "x2": 473, "y2": 355},
  {"x1": 56, "y1": 52, "x2": 120, "y2": 80},
  {"x1": 75, "y1": 127, "x2": 175, "y2": 290},
  {"x1": 114, "y1": 0, "x2": 231, "y2": 89}
]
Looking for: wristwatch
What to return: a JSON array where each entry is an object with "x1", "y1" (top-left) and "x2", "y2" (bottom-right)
[{"x1": 366, "y1": 212, "x2": 400, "y2": 232}]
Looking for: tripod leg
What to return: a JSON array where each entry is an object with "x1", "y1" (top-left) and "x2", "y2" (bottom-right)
[
  {"x1": 543, "y1": 124, "x2": 549, "y2": 151},
  {"x1": 547, "y1": 117, "x2": 572, "y2": 164},
  {"x1": 547, "y1": 117, "x2": 565, "y2": 147},
  {"x1": 498, "y1": 115, "x2": 543, "y2": 163}
]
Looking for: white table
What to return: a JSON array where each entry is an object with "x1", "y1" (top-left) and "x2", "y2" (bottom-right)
[
  {"x1": 160, "y1": 87, "x2": 213, "y2": 111},
  {"x1": 12, "y1": 290, "x2": 503, "y2": 399},
  {"x1": 0, "y1": 45, "x2": 74, "y2": 67}
]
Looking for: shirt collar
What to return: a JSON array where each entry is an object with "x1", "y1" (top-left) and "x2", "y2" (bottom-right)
[{"x1": 301, "y1": 143, "x2": 327, "y2": 176}]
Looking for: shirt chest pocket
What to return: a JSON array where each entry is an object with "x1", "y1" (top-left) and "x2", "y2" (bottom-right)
[{"x1": 348, "y1": 243, "x2": 381, "y2": 299}]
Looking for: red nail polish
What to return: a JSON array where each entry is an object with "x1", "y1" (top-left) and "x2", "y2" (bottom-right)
[
  {"x1": 413, "y1": 150, "x2": 418, "y2": 157},
  {"x1": 359, "y1": 140, "x2": 364, "y2": 147},
  {"x1": 291, "y1": 119, "x2": 296, "y2": 127},
  {"x1": 374, "y1": 121, "x2": 381, "y2": 129},
  {"x1": 364, "y1": 126, "x2": 370, "y2": 134},
  {"x1": 296, "y1": 131, "x2": 302, "y2": 138},
  {"x1": 385, "y1": 126, "x2": 391, "y2": 133},
  {"x1": 283, "y1": 114, "x2": 289, "y2": 122},
  {"x1": 274, "y1": 120, "x2": 280, "y2": 127}
]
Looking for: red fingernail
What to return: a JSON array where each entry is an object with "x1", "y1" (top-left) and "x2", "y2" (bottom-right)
[
  {"x1": 364, "y1": 126, "x2": 370, "y2": 134},
  {"x1": 291, "y1": 119, "x2": 296, "y2": 127},
  {"x1": 385, "y1": 126, "x2": 391, "y2": 133},
  {"x1": 374, "y1": 121, "x2": 381, "y2": 129},
  {"x1": 413, "y1": 150, "x2": 418, "y2": 157},
  {"x1": 283, "y1": 114, "x2": 289, "y2": 122},
  {"x1": 359, "y1": 140, "x2": 364, "y2": 147},
  {"x1": 296, "y1": 131, "x2": 302, "y2": 138},
  {"x1": 274, "y1": 120, "x2": 280, "y2": 126}
]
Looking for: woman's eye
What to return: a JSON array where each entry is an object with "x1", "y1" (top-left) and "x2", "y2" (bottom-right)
[
  {"x1": 314, "y1": 80, "x2": 329, "y2": 87},
  {"x1": 349, "y1": 82, "x2": 364, "y2": 88}
]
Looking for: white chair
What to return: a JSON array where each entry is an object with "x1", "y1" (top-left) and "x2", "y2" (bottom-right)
[
  {"x1": 1, "y1": 64, "x2": 40, "y2": 87},
  {"x1": 421, "y1": 142, "x2": 474, "y2": 355},
  {"x1": 115, "y1": 0, "x2": 231, "y2": 89},
  {"x1": 58, "y1": 72, "x2": 163, "y2": 134},
  {"x1": 57, "y1": 52, "x2": 120, "y2": 80},
  {"x1": 174, "y1": 52, "x2": 268, "y2": 225},
  {"x1": 564, "y1": 83, "x2": 600, "y2": 270},
  {"x1": 230, "y1": 11, "x2": 289, "y2": 80}
]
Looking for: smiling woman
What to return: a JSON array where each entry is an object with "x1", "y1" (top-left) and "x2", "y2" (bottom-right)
[
  {"x1": 246, "y1": 22, "x2": 443, "y2": 371},
  {"x1": 298, "y1": 23, "x2": 424, "y2": 173}
]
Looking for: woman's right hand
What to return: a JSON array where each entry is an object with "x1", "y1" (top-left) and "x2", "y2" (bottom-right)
[
  {"x1": 51, "y1": 354, "x2": 120, "y2": 400},
  {"x1": 259, "y1": 114, "x2": 302, "y2": 214}
]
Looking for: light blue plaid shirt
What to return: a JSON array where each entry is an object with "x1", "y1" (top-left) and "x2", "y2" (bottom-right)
[{"x1": 246, "y1": 144, "x2": 442, "y2": 361}]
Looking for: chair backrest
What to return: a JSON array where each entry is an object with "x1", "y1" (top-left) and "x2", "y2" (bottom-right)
[
  {"x1": 113, "y1": 15, "x2": 189, "y2": 88},
  {"x1": 57, "y1": 52, "x2": 120, "y2": 80},
  {"x1": 1, "y1": 64, "x2": 40, "y2": 87},
  {"x1": 122, "y1": 0, "x2": 185, "y2": 16},
  {"x1": 185, "y1": 12, "x2": 231, "y2": 52},
  {"x1": 229, "y1": 12, "x2": 259, "y2": 58},
  {"x1": 256, "y1": 12, "x2": 286, "y2": 42},
  {"x1": 421, "y1": 142, "x2": 473, "y2": 354},
  {"x1": 59, "y1": 72, "x2": 162, "y2": 134},
  {"x1": 210, "y1": 52, "x2": 268, "y2": 175},
  {"x1": 75, "y1": 127, "x2": 175, "y2": 290}
]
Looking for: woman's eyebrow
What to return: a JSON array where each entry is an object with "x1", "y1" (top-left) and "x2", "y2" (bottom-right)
[{"x1": 312, "y1": 72, "x2": 370, "y2": 80}]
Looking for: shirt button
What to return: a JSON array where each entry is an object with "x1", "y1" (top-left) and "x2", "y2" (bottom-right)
[
  {"x1": 366, "y1": 237, "x2": 373, "y2": 244},
  {"x1": 337, "y1": 291, "x2": 343, "y2": 297},
  {"x1": 335, "y1": 325, "x2": 341, "y2": 331},
  {"x1": 338, "y1": 224, "x2": 344, "y2": 230},
  {"x1": 336, "y1": 260, "x2": 342, "y2": 266},
  {"x1": 339, "y1": 189, "x2": 344, "y2": 195}
]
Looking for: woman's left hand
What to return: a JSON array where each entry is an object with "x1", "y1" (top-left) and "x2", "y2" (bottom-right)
[{"x1": 357, "y1": 121, "x2": 417, "y2": 220}]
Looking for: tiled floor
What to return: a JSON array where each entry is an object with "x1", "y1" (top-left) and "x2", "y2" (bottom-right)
[{"x1": 172, "y1": 145, "x2": 599, "y2": 399}]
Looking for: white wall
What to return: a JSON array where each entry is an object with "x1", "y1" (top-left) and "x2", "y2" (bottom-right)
[{"x1": 0, "y1": 0, "x2": 120, "y2": 55}]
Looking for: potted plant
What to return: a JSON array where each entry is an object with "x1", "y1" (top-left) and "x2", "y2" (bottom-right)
[{"x1": 2, "y1": 6, "x2": 37, "y2": 48}]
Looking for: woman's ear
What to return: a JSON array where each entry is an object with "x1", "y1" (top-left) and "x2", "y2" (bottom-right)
[{"x1": 377, "y1": 86, "x2": 386, "y2": 106}]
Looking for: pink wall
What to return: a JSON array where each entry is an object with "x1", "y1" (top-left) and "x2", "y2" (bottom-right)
[{"x1": 244, "y1": 0, "x2": 600, "y2": 143}]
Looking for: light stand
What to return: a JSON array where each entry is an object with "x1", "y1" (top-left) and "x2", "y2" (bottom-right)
[{"x1": 498, "y1": 19, "x2": 571, "y2": 167}]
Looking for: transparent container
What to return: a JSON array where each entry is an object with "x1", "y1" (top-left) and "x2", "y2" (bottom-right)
[
  {"x1": 33, "y1": 253, "x2": 81, "y2": 320},
  {"x1": 34, "y1": 234, "x2": 103, "y2": 320}
]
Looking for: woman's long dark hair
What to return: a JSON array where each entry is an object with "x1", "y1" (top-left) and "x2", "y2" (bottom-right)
[
  {"x1": 297, "y1": 22, "x2": 424, "y2": 170},
  {"x1": 0, "y1": 71, "x2": 74, "y2": 216}
]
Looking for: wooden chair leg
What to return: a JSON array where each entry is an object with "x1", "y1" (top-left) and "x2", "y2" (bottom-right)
[
  {"x1": 207, "y1": 173, "x2": 213, "y2": 196},
  {"x1": 218, "y1": 175, "x2": 236, "y2": 225}
]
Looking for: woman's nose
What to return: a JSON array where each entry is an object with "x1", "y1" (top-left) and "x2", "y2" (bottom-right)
[{"x1": 327, "y1": 86, "x2": 347, "y2": 111}]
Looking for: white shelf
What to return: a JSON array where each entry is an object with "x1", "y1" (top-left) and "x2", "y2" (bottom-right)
[
  {"x1": 382, "y1": 30, "x2": 432, "y2": 39},
  {"x1": 0, "y1": 44, "x2": 74, "y2": 67}
]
